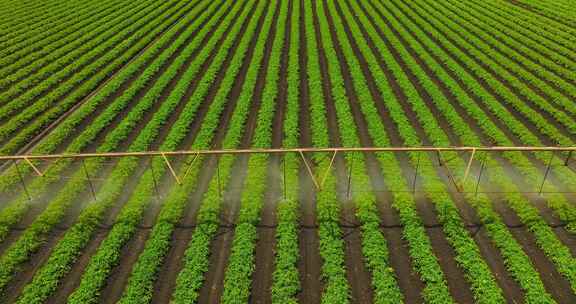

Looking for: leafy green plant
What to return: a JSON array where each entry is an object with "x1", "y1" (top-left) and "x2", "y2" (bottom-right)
[{"x1": 0, "y1": 0, "x2": 134, "y2": 91}]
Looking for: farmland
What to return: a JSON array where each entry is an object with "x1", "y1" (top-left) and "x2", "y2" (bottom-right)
[{"x1": 0, "y1": 0, "x2": 575, "y2": 303}]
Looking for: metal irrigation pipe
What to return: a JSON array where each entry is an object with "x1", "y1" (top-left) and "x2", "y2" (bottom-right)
[{"x1": 1, "y1": 146, "x2": 575, "y2": 161}]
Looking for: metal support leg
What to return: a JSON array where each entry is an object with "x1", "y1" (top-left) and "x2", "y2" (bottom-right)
[
  {"x1": 161, "y1": 153, "x2": 181, "y2": 185},
  {"x1": 346, "y1": 154, "x2": 354, "y2": 200},
  {"x1": 299, "y1": 151, "x2": 320, "y2": 190},
  {"x1": 14, "y1": 160, "x2": 31, "y2": 201},
  {"x1": 24, "y1": 157, "x2": 43, "y2": 176},
  {"x1": 461, "y1": 148, "x2": 476, "y2": 186},
  {"x1": 181, "y1": 152, "x2": 200, "y2": 180},
  {"x1": 539, "y1": 153, "x2": 554, "y2": 195},
  {"x1": 475, "y1": 154, "x2": 487, "y2": 197},
  {"x1": 565, "y1": 150, "x2": 573, "y2": 166},
  {"x1": 319, "y1": 150, "x2": 337, "y2": 189},
  {"x1": 283, "y1": 154, "x2": 287, "y2": 200},
  {"x1": 412, "y1": 152, "x2": 421, "y2": 194},
  {"x1": 216, "y1": 157, "x2": 222, "y2": 199},
  {"x1": 82, "y1": 159, "x2": 97, "y2": 201},
  {"x1": 436, "y1": 150, "x2": 443, "y2": 166},
  {"x1": 149, "y1": 157, "x2": 160, "y2": 200}
]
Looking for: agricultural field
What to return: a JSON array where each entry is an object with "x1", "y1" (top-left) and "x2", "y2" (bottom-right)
[{"x1": 0, "y1": 0, "x2": 575, "y2": 303}]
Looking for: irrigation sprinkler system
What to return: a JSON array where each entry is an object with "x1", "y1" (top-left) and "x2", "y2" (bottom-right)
[{"x1": 2, "y1": 146, "x2": 575, "y2": 200}]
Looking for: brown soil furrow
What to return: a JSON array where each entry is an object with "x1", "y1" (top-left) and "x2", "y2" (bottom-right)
[
  {"x1": 296, "y1": 0, "x2": 322, "y2": 301},
  {"x1": 361, "y1": 0, "x2": 573, "y2": 226},
  {"x1": 0, "y1": 1, "x2": 159, "y2": 124},
  {"x1": 397, "y1": 0, "x2": 573, "y2": 143},
  {"x1": 309, "y1": 0, "x2": 364, "y2": 302},
  {"x1": 426, "y1": 226, "x2": 474, "y2": 302},
  {"x1": 381, "y1": 227, "x2": 425, "y2": 303},
  {"x1": 491, "y1": 193, "x2": 576, "y2": 302},
  {"x1": 435, "y1": 1, "x2": 576, "y2": 104},
  {"x1": 0, "y1": 230, "x2": 67, "y2": 303},
  {"x1": 0, "y1": 0, "x2": 191, "y2": 146},
  {"x1": 44, "y1": 231, "x2": 107, "y2": 304},
  {"x1": 197, "y1": 227, "x2": 234, "y2": 304},
  {"x1": 0, "y1": 0, "x2": 213, "y2": 236},
  {"x1": 197, "y1": 1, "x2": 278, "y2": 302},
  {"x1": 250, "y1": 226, "x2": 275, "y2": 304},
  {"x1": 341, "y1": 224, "x2": 374, "y2": 303},
  {"x1": 151, "y1": 1, "x2": 271, "y2": 301},
  {"x1": 4, "y1": 2, "x2": 240, "y2": 302},
  {"x1": 504, "y1": 0, "x2": 576, "y2": 29},
  {"x1": 345, "y1": 0, "x2": 525, "y2": 299},
  {"x1": 0, "y1": 230, "x2": 21, "y2": 256},
  {"x1": 250, "y1": 168, "x2": 282, "y2": 304},
  {"x1": 98, "y1": 229, "x2": 151, "y2": 304},
  {"x1": 471, "y1": 227, "x2": 524, "y2": 303},
  {"x1": 554, "y1": 226, "x2": 576, "y2": 256},
  {"x1": 148, "y1": 227, "x2": 190, "y2": 303},
  {"x1": 405, "y1": 0, "x2": 574, "y2": 141},
  {"x1": 250, "y1": 0, "x2": 292, "y2": 301},
  {"x1": 329, "y1": 0, "x2": 479, "y2": 301},
  {"x1": 48, "y1": 0, "x2": 217, "y2": 156}
]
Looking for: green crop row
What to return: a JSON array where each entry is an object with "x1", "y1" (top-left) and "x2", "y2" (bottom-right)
[
  {"x1": 363, "y1": 0, "x2": 571, "y2": 300},
  {"x1": 0, "y1": 0, "x2": 196, "y2": 158},
  {"x1": 390, "y1": 0, "x2": 576, "y2": 229},
  {"x1": 316, "y1": 1, "x2": 409, "y2": 303},
  {"x1": 0, "y1": 1, "x2": 214, "y2": 295},
  {"x1": 408, "y1": 0, "x2": 576, "y2": 133},
  {"x1": 392, "y1": 0, "x2": 576, "y2": 199},
  {"x1": 470, "y1": 0, "x2": 576, "y2": 65},
  {"x1": 0, "y1": 0, "x2": 204, "y2": 242},
  {"x1": 0, "y1": 0, "x2": 130, "y2": 89},
  {"x1": 371, "y1": 0, "x2": 576, "y2": 293},
  {"x1": 270, "y1": 0, "x2": 301, "y2": 302},
  {"x1": 220, "y1": 0, "x2": 287, "y2": 303},
  {"x1": 0, "y1": 0, "x2": 181, "y2": 133},
  {"x1": 66, "y1": 1, "x2": 263, "y2": 302},
  {"x1": 439, "y1": 0, "x2": 576, "y2": 87},
  {"x1": 509, "y1": 0, "x2": 576, "y2": 27},
  {"x1": 13, "y1": 1, "x2": 228, "y2": 302},
  {"x1": 304, "y1": 1, "x2": 350, "y2": 302},
  {"x1": 169, "y1": 2, "x2": 278, "y2": 303},
  {"x1": 112, "y1": 1, "x2": 269, "y2": 302},
  {"x1": 0, "y1": 0, "x2": 106, "y2": 61}
]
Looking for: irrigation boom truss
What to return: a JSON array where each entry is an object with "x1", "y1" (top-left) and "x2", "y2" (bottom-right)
[{"x1": 2, "y1": 146, "x2": 575, "y2": 200}]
